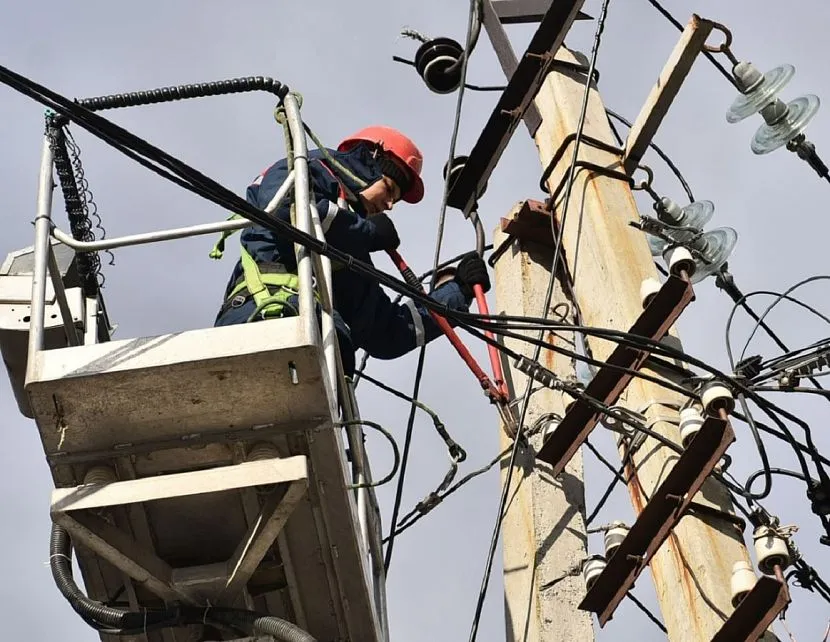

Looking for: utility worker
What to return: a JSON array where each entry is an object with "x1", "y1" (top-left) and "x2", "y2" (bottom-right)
[{"x1": 213, "y1": 125, "x2": 491, "y2": 377}]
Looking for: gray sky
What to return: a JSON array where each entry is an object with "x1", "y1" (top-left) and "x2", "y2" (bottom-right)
[{"x1": 1, "y1": 0, "x2": 829, "y2": 640}]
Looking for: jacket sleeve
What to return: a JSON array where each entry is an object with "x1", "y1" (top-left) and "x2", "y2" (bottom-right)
[
  {"x1": 348, "y1": 279, "x2": 472, "y2": 360},
  {"x1": 316, "y1": 199, "x2": 388, "y2": 255}
]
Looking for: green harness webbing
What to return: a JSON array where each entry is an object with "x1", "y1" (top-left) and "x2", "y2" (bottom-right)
[{"x1": 210, "y1": 214, "x2": 310, "y2": 322}]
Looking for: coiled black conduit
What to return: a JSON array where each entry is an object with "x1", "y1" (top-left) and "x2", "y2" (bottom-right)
[
  {"x1": 75, "y1": 76, "x2": 289, "y2": 112},
  {"x1": 50, "y1": 523, "x2": 318, "y2": 641},
  {"x1": 47, "y1": 122, "x2": 102, "y2": 297}
]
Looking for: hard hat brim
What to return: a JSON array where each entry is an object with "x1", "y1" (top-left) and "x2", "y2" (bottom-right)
[{"x1": 402, "y1": 174, "x2": 424, "y2": 204}]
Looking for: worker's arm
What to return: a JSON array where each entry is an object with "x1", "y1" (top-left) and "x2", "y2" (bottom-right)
[
  {"x1": 316, "y1": 200, "x2": 400, "y2": 255},
  {"x1": 337, "y1": 254, "x2": 491, "y2": 360}
]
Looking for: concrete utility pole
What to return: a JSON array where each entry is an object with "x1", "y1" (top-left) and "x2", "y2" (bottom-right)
[
  {"x1": 513, "y1": 46, "x2": 777, "y2": 640},
  {"x1": 494, "y1": 223, "x2": 594, "y2": 642}
]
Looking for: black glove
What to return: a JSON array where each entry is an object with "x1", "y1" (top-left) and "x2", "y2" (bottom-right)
[
  {"x1": 369, "y1": 213, "x2": 400, "y2": 252},
  {"x1": 454, "y1": 252, "x2": 491, "y2": 298}
]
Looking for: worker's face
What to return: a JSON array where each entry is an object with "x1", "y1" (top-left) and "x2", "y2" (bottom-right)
[{"x1": 359, "y1": 176, "x2": 402, "y2": 216}]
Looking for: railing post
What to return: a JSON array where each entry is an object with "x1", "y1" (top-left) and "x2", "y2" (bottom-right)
[
  {"x1": 282, "y1": 95, "x2": 315, "y2": 328},
  {"x1": 25, "y1": 136, "x2": 56, "y2": 384}
]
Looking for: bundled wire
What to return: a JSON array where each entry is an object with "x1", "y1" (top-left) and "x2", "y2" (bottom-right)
[{"x1": 3, "y1": 53, "x2": 827, "y2": 615}]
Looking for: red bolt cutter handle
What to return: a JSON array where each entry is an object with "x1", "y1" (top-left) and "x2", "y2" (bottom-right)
[
  {"x1": 472, "y1": 283, "x2": 509, "y2": 399},
  {"x1": 387, "y1": 249, "x2": 505, "y2": 403}
]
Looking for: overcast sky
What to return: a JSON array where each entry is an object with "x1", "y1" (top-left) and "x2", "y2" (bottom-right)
[{"x1": 1, "y1": 1, "x2": 829, "y2": 640}]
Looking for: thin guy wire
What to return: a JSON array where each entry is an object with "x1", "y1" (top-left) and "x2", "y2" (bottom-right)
[{"x1": 384, "y1": 0, "x2": 479, "y2": 573}]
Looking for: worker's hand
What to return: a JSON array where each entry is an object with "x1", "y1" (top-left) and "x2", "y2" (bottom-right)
[
  {"x1": 369, "y1": 212, "x2": 401, "y2": 252},
  {"x1": 454, "y1": 252, "x2": 491, "y2": 298}
]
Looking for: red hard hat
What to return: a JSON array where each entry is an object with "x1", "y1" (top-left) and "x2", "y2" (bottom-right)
[{"x1": 338, "y1": 125, "x2": 425, "y2": 204}]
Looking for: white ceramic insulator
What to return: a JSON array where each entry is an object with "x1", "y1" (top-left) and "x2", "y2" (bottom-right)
[
  {"x1": 640, "y1": 278, "x2": 661, "y2": 309},
  {"x1": 754, "y1": 526, "x2": 791, "y2": 575},
  {"x1": 604, "y1": 521, "x2": 629, "y2": 559},
  {"x1": 83, "y1": 465, "x2": 117, "y2": 485},
  {"x1": 664, "y1": 246, "x2": 696, "y2": 278},
  {"x1": 247, "y1": 442, "x2": 280, "y2": 462},
  {"x1": 680, "y1": 407, "x2": 705, "y2": 449},
  {"x1": 730, "y1": 560, "x2": 757, "y2": 607},
  {"x1": 582, "y1": 555, "x2": 607, "y2": 591},
  {"x1": 701, "y1": 382, "x2": 735, "y2": 417}
]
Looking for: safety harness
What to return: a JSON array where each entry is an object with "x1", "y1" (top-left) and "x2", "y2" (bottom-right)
[{"x1": 210, "y1": 160, "x2": 349, "y2": 322}]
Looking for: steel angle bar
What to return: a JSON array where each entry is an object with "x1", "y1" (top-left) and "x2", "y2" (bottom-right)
[
  {"x1": 710, "y1": 576, "x2": 790, "y2": 642},
  {"x1": 578, "y1": 414, "x2": 736, "y2": 625},
  {"x1": 491, "y1": 0, "x2": 593, "y2": 24},
  {"x1": 536, "y1": 274, "x2": 695, "y2": 474},
  {"x1": 447, "y1": 0, "x2": 586, "y2": 215}
]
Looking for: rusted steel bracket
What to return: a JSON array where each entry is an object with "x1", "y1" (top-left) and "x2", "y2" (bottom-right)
[
  {"x1": 536, "y1": 274, "x2": 695, "y2": 474},
  {"x1": 579, "y1": 415, "x2": 736, "y2": 625},
  {"x1": 489, "y1": 199, "x2": 557, "y2": 267},
  {"x1": 711, "y1": 576, "x2": 790, "y2": 642},
  {"x1": 446, "y1": 0, "x2": 586, "y2": 215}
]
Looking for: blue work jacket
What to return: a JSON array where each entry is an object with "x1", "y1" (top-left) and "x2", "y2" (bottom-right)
[{"x1": 215, "y1": 142, "x2": 471, "y2": 360}]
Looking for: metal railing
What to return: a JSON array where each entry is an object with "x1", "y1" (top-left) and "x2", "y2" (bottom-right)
[{"x1": 23, "y1": 93, "x2": 388, "y2": 640}]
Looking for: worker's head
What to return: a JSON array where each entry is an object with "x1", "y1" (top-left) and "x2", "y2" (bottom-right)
[{"x1": 338, "y1": 125, "x2": 425, "y2": 214}]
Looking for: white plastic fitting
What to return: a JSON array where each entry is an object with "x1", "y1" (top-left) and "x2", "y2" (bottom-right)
[
  {"x1": 730, "y1": 560, "x2": 757, "y2": 607},
  {"x1": 663, "y1": 245, "x2": 696, "y2": 278},
  {"x1": 640, "y1": 277, "x2": 661, "y2": 309},
  {"x1": 679, "y1": 407, "x2": 705, "y2": 449},
  {"x1": 753, "y1": 525, "x2": 791, "y2": 575},
  {"x1": 83, "y1": 465, "x2": 117, "y2": 485},
  {"x1": 582, "y1": 555, "x2": 607, "y2": 591},
  {"x1": 603, "y1": 521, "x2": 629, "y2": 559},
  {"x1": 700, "y1": 381, "x2": 736, "y2": 417},
  {"x1": 247, "y1": 441, "x2": 280, "y2": 462}
]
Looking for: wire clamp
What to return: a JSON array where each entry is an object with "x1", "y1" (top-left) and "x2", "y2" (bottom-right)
[{"x1": 513, "y1": 355, "x2": 564, "y2": 391}]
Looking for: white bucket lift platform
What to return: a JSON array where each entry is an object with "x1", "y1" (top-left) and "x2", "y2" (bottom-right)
[
  {"x1": 28, "y1": 317, "x2": 331, "y2": 456},
  {"x1": 28, "y1": 318, "x2": 380, "y2": 642},
  {"x1": 4, "y1": 94, "x2": 388, "y2": 642}
]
